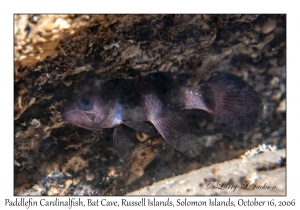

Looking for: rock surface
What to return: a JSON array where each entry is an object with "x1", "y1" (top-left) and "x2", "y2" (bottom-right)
[
  {"x1": 14, "y1": 14, "x2": 286, "y2": 196},
  {"x1": 128, "y1": 149, "x2": 286, "y2": 195}
]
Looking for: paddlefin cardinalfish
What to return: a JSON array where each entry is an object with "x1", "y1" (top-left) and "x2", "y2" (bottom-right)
[{"x1": 61, "y1": 72, "x2": 262, "y2": 159}]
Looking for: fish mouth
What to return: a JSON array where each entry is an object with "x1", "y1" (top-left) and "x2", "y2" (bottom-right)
[{"x1": 61, "y1": 108, "x2": 98, "y2": 130}]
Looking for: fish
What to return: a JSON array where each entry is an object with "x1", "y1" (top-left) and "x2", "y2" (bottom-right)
[
  {"x1": 183, "y1": 72, "x2": 262, "y2": 133},
  {"x1": 61, "y1": 72, "x2": 262, "y2": 159}
]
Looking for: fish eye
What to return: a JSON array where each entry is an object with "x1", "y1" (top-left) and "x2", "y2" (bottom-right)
[{"x1": 79, "y1": 96, "x2": 94, "y2": 110}]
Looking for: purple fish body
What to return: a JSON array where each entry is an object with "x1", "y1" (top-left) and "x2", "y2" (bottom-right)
[
  {"x1": 62, "y1": 72, "x2": 262, "y2": 159},
  {"x1": 182, "y1": 72, "x2": 262, "y2": 132}
]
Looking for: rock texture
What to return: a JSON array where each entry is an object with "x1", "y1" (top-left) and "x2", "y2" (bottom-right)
[
  {"x1": 128, "y1": 149, "x2": 286, "y2": 195},
  {"x1": 14, "y1": 14, "x2": 286, "y2": 196}
]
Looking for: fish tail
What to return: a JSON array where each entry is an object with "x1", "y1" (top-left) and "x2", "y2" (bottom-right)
[
  {"x1": 184, "y1": 72, "x2": 262, "y2": 132},
  {"x1": 182, "y1": 86, "x2": 212, "y2": 112}
]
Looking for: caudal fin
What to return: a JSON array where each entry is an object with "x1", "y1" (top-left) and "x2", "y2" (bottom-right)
[{"x1": 184, "y1": 72, "x2": 262, "y2": 133}]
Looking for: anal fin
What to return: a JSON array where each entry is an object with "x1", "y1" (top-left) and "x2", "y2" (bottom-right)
[
  {"x1": 143, "y1": 93, "x2": 191, "y2": 155},
  {"x1": 150, "y1": 112, "x2": 190, "y2": 154}
]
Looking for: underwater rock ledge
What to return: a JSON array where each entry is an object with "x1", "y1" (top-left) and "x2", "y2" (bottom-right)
[{"x1": 14, "y1": 14, "x2": 286, "y2": 195}]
